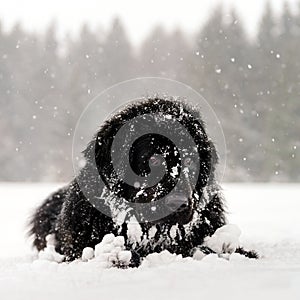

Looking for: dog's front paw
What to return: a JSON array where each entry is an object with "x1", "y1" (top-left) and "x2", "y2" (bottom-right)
[
  {"x1": 204, "y1": 224, "x2": 241, "y2": 255},
  {"x1": 95, "y1": 234, "x2": 132, "y2": 268},
  {"x1": 82, "y1": 234, "x2": 132, "y2": 268}
]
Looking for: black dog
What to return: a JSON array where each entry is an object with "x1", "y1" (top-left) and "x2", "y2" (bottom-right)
[{"x1": 30, "y1": 98, "x2": 257, "y2": 266}]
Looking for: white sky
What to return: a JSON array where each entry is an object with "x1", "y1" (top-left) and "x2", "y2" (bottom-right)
[{"x1": 0, "y1": 0, "x2": 298, "y2": 45}]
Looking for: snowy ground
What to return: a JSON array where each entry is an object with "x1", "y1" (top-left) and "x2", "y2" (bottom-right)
[{"x1": 0, "y1": 183, "x2": 299, "y2": 299}]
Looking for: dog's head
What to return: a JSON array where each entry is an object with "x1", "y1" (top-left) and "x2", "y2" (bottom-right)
[{"x1": 83, "y1": 98, "x2": 217, "y2": 226}]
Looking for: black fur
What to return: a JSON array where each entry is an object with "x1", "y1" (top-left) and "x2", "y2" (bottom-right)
[{"x1": 29, "y1": 98, "x2": 257, "y2": 265}]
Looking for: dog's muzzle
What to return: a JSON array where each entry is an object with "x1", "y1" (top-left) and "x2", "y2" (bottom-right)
[{"x1": 165, "y1": 192, "x2": 190, "y2": 212}]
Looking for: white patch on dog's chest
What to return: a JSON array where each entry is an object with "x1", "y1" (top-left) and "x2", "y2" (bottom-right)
[
  {"x1": 170, "y1": 225, "x2": 178, "y2": 239},
  {"x1": 127, "y1": 216, "x2": 143, "y2": 245},
  {"x1": 148, "y1": 226, "x2": 157, "y2": 239}
]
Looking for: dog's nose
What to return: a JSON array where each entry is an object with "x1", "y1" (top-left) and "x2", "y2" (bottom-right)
[{"x1": 165, "y1": 193, "x2": 189, "y2": 212}]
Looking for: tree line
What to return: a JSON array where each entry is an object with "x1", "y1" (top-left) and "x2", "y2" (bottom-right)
[{"x1": 0, "y1": 3, "x2": 299, "y2": 182}]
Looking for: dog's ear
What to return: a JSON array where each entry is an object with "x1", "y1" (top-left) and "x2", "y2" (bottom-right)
[{"x1": 82, "y1": 123, "x2": 117, "y2": 167}]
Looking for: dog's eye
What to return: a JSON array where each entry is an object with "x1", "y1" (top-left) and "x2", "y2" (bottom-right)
[
  {"x1": 149, "y1": 156, "x2": 161, "y2": 166},
  {"x1": 184, "y1": 157, "x2": 193, "y2": 167}
]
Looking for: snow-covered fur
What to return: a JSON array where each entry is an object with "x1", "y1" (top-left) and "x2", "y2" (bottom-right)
[{"x1": 29, "y1": 98, "x2": 257, "y2": 266}]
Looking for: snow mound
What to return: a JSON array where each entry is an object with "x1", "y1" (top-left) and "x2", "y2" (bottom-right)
[
  {"x1": 141, "y1": 250, "x2": 183, "y2": 268},
  {"x1": 37, "y1": 234, "x2": 64, "y2": 263},
  {"x1": 81, "y1": 247, "x2": 94, "y2": 261},
  {"x1": 204, "y1": 224, "x2": 241, "y2": 254}
]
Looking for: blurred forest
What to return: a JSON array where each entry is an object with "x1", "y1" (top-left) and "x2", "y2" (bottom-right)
[{"x1": 0, "y1": 3, "x2": 299, "y2": 182}]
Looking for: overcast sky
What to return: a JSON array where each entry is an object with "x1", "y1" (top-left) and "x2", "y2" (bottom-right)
[{"x1": 0, "y1": 0, "x2": 298, "y2": 45}]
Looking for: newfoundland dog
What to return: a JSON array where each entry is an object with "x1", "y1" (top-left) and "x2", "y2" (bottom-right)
[{"x1": 30, "y1": 97, "x2": 257, "y2": 266}]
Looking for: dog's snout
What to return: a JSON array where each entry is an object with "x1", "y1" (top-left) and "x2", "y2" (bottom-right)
[{"x1": 165, "y1": 193, "x2": 189, "y2": 212}]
